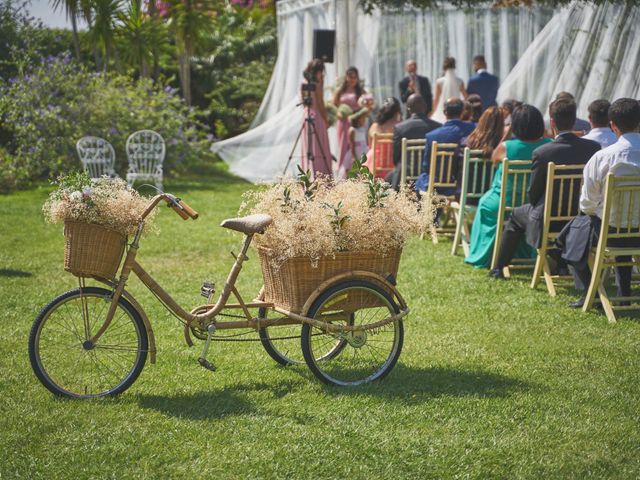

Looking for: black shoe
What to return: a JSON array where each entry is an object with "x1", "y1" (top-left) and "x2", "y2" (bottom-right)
[
  {"x1": 568, "y1": 297, "x2": 585, "y2": 308},
  {"x1": 488, "y1": 268, "x2": 505, "y2": 280},
  {"x1": 557, "y1": 266, "x2": 570, "y2": 276}
]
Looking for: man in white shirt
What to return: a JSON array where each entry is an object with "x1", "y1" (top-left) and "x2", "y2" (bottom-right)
[
  {"x1": 560, "y1": 98, "x2": 640, "y2": 308},
  {"x1": 583, "y1": 99, "x2": 618, "y2": 148}
]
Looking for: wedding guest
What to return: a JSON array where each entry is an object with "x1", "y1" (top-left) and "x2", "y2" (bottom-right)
[
  {"x1": 431, "y1": 57, "x2": 467, "y2": 124},
  {"x1": 501, "y1": 99, "x2": 523, "y2": 138},
  {"x1": 415, "y1": 97, "x2": 475, "y2": 192},
  {"x1": 558, "y1": 98, "x2": 640, "y2": 308},
  {"x1": 338, "y1": 109, "x2": 369, "y2": 178},
  {"x1": 301, "y1": 59, "x2": 332, "y2": 178},
  {"x1": 465, "y1": 104, "x2": 551, "y2": 268},
  {"x1": 554, "y1": 92, "x2": 591, "y2": 133},
  {"x1": 333, "y1": 66, "x2": 365, "y2": 174},
  {"x1": 488, "y1": 98, "x2": 600, "y2": 279},
  {"x1": 364, "y1": 97, "x2": 402, "y2": 178},
  {"x1": 399, "y1": 60, "x2": 433, "y2": 114},
  {"x1": 389, "y1": 94, "x2": 441, "y2": 189},
  {"x1": 583, "y1": 99, "x2": 617, "y2": 148},
  {"x1": 464, "y1": 94, "x2": 483, "y2": 123},
  {"x1": 466, "y1": 55, "x2": 499, "y2": 110},
  {"x1": 458, "y1": 106, "x2": 505, "y2": 205}
]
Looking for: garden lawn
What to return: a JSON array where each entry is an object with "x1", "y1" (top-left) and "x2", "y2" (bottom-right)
[{"x1": 1, "y1": 167, "x2": 639, "y2": 479}]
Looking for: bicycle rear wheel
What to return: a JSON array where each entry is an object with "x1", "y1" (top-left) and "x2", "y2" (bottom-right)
[
  {"x1": 28, "y1": 287, "x2": 148, "y2": 399},
  {"x1": 301, "y1": 280, "x2": 403, "y2": 386}
]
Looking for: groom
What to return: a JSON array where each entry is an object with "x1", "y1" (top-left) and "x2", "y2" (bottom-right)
[{"x1": 466, "y1": 55, "x2": 499, "y2": 111}]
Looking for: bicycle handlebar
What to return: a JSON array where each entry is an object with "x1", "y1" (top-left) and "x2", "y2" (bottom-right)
[{"x1": 140, "y1": 194, "x2": 199, "y2": 221}]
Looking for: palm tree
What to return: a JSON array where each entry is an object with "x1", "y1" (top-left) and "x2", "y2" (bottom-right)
[
  {"x1": 116, "y1": 0, "x2": 158, "y2": 77},
  {"x1": 87, "y1": 0, "x2": 122, "y2": 72},
  {"x1": 50, "y1": 0, "x2": 82, "y2": 60},
  {"x1": 167, "y1": 0, "x2": 214, "y2": 105}
]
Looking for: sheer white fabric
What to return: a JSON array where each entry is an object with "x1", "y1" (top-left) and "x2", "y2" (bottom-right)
[
  {"x1": 213, "y1": 0, "x2": 639, "y2": 183},
  {"x1": 432, "y1": 69, "x2": 464, "y2": 123}
]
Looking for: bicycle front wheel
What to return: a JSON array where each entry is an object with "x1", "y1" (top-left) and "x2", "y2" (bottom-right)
[
  {"x1": 301, "y1": 280, "x2": 404, "y2": 386},
  {"x1": 28, "y1": 287, "x2": 148, "y2": 399}
]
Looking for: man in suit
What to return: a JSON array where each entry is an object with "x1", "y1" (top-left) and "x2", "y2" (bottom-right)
[
  {"x1": 488, "y1": 97, "x2": 601, "y2": 279},
  {"x1": 399, "y1": 60, "x2": 433, "y2": 115},
  {"x1": 389, "y1": 94, "x2": 441, "y2": 189},
  {"x1": 466, "y1": 55, "x2": 499, "y2": 111},
  {"x1": 551, "y1": 92, "x2": 591, "y2": 134},
  {"x1": 558, "y1": 98, "x2": 640, "y2": 307}
]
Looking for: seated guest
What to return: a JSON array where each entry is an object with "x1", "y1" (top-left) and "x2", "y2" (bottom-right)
[
  {"x1": 553, "y1": 92, "x2": 591, "y2": 133},
  {"x1": 583, "y1": 99, "x2": 617, "y2": 148},
  {"x1": 364, "y1": 97, "x2": 402, "y2": 178},
  {"x1": 465, "y1": 104, "x2": 551, "y2": 268},
  {"x1": 389, "y1": 94, "x2": 441, "y2": 189},
  {"x1": 466, "y1": 94, "x2": 483, "y2": 123},
  {"x1": 458, "y1": 106, "x2": 505, "y2": 205},
  {"x1": 557, "y1": 98, "x2": 640, "y2": 308},
  {"x1": 500, "y1": 98, "x2": 523, "y2": 139},
  {"x1": 415, "y1": 97, "x2": 475, "y2": 192},
  {"x1": 488, "y1": 98, "x2": 601, "y2": 279},
  {"x1": 467, "y1": 55, "x2": 499, "y2": 111}
]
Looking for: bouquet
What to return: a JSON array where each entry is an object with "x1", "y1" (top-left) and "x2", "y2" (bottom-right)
[{"x1": 43, "y1": 172, "x2": 155, "y2": 236}]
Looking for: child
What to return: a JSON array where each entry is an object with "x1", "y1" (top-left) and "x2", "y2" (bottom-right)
[{"x1": 338, "y1": 109, "x2": 368, "y2": 179}]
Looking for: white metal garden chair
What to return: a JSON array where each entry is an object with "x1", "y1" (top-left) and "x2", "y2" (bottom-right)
[
  {"x1": 76, "y1": 136, "x2": 117, "y2": 180},
  {"x1": 126, "y1": 130, "x2": 165, "y2": 191}
]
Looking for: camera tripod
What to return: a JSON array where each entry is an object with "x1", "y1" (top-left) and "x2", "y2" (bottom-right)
[{"x1": 282, "y1": 98, "x2": 332, "y2": 176}]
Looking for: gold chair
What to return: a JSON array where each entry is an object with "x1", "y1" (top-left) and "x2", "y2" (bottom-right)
[
  {"x1": 425, "y1": 141, "x2": 459, "y2": 244},
  {"x1": 370, "y1": 132, "x2": 394, "y2": 179},
  {"x1": 583, "y1": 172, "x2": 640, "y2": 323},
  {"x1": 491, "y1": 158, "x2": 535, "y2": 275},
  {"x1": 399, "y1": 138, "x2": 426, "y2": 187},
  {"x1": 531, "y1": 163, "x2": 584, "y2": 296},
  {"x1": 450, "y1": 148, "x2": 495, "y2": 256}
]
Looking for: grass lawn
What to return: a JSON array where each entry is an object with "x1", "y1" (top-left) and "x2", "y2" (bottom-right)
[{"x1": 1, "y1": 166, "x2": 639, "y2": 479}]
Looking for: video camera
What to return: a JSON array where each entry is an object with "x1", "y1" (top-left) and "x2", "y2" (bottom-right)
[{"x1": 301, "y1": 71, "x2": 316, "y2": 106}]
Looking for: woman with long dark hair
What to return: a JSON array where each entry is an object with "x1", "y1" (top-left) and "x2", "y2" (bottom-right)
[
  {"x1": 333, "y1": 66, "x2": 366, "y2": 174},
  {"x1": 301, "y1": 59, "x2": 332, "y2": 177},
  {"x1": 363, "y1": 97, "x2": 402, "y2": 178},
  {"x1": 465, "y1": 104, "x2": 551, "y2": 268}
]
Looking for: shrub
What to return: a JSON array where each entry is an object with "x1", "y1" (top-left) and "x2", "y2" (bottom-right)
[{"x1": 0, "y1": 55, "x2": 213, "y2": 188}]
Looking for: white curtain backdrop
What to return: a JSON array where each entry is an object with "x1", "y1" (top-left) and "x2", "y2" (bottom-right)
[
  {"x1": 212, "y1": 0, "x2": 640, "y2": 183},
  {"x1": 498, "y1": 2, "x2": 640, "y2": 119}
]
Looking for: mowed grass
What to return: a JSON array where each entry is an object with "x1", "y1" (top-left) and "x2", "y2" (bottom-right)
[{"x1": 1, "y1": 166, "x2": 639, "y2": 479}]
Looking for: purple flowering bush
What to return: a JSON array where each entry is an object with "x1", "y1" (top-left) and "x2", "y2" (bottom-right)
[{"x1": 0, "y1": 56, "x2": 213, "y2": 191}]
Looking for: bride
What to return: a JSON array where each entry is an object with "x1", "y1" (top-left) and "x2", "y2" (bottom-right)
[{"x1": 430, "y1": 57, "x2": 467, "y2": 123}]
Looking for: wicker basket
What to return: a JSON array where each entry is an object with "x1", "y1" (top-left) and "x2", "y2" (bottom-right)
[
  {"x1": 259, "y1": 247, "x2": 401, "y2": 313},
  {"x1": 64, "y1": 221, "x2": 126, "y2": 280}
]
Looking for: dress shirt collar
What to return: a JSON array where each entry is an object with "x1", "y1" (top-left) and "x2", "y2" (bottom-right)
[
  {"x1": 477, "y1": 69, "x2": 487, "y2": 74},
  {"x1": 554, "y1": 131, "x2": 573, "y2": 139},
  {"x1": 619, "y1": 132, "x2": 640, "y2": 147}
]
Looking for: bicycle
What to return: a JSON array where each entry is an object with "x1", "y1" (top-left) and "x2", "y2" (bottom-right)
[{"x1": 29, "y1": 193, "x2": 410, "y2": 398}]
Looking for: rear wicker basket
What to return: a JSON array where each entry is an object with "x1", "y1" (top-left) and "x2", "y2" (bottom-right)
[
  {"x1": 259, "y1": 247, "x2": 401, "y2": 313},
  {"x1": 64, "y1": 221, "x2": 126, "y2": 280}
]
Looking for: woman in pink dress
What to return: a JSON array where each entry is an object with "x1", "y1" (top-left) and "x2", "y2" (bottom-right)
[
  {"x1": 364, "y1": 97, "x2": 402, "y2": 178},
  {"x1": 333, "y1": 67, "x2": 366, "y2": 173},
  {"x1": 300, "y1": 59, "x2": 332, "y2": 178}
]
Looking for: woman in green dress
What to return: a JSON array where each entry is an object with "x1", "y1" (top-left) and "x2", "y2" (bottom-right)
[{"x1": 465, "y1": 104, "x2": 551, "y2": 268}]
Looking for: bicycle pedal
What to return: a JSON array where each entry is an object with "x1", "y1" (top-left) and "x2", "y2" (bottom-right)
[
  {"x1": 198, "y1": 357, "x2": 217, "y2": 372},
  {"x1": 200, "y1": 280, "x2": 215, "y2": 300}
]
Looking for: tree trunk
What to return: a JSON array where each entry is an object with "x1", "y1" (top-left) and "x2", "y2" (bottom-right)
[{"x1": 70, "y1": 13, "x2": 81, "y2": 60}]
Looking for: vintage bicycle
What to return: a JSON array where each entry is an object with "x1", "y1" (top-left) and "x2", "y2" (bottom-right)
[{"x1": 28, "y1": 193, "x2": 410, "y2": 398}]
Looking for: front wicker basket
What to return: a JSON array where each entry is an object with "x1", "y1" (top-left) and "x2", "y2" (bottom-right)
[
  {"x1": 64, "y1": 221, "x2": 126, "y2": 280},
  {"x1": 259, "y1": 247, "x2": 401, "y2": 313}
]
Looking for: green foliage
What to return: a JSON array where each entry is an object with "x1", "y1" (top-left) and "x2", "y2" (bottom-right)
[
  {"x1": 348, "y1": 154, "x2": 391, "y2": 207},
  {"x1": 0, "y1": 56, "x2": 213, "y2": 189},
  {"x1": 296, "y1": 166, "x2": 318, "y2": 201}
]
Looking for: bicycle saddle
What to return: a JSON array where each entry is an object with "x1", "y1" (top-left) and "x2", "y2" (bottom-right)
[{"x1": 220, "y1": 214, "x2": 273, "y2": 235}]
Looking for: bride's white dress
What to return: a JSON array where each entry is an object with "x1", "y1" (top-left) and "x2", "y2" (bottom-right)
[{"x1": 431, "y1": 68, "x2": 464, "y2": 124}]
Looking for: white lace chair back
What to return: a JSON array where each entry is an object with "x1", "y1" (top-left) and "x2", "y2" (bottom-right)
[
  {"x1": 76, "y1": 136, "x2": 117, "y2": 179},
  {"x1": 126, "y1": 129, "x2": 165, "y2": 190}
]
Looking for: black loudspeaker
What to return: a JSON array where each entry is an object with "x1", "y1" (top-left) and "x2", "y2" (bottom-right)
[{"x1": 313, "y1": 29, "x2": 335, "y2": 63}]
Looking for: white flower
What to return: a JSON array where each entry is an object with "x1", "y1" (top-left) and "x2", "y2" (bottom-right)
[{"x1": 69, "y1": 191, "x2": 83, "y2": 201}]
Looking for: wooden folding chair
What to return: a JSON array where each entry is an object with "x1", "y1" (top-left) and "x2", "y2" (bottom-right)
[
  {"x1": 425, "y1": 141, "x2": 459, "y2": 244},
  {"x1": 399, "y1": 138, "x2": 426, "y2": 187},
  {"x1": 491, "y1": 158, "x2": 535, "y2": 275},
  {"x1": 450, "y1": 148, "x2": 495, "y2": 256},
  {"x1": 531, "y1": 163, "x2": 584, "y2": 296},
  {"x1": 370, "y1": 132, "x2": 394, "y2": 179},
  {"x1": 583, "y1": 172, "x2": 640, "y2": 323}
]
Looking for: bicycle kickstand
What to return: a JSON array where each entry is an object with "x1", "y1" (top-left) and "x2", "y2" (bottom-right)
[{"x1": 197, "y1": 323, "x2": 217, "y2": 372}]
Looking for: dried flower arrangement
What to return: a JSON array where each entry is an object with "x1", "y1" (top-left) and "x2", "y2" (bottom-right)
[
  {"x1": 240, "y1": 159, "x2": 435, "y2": 267},
  {"x1": 43, "y1": 172, "x2": 155, "y2": 236}
]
